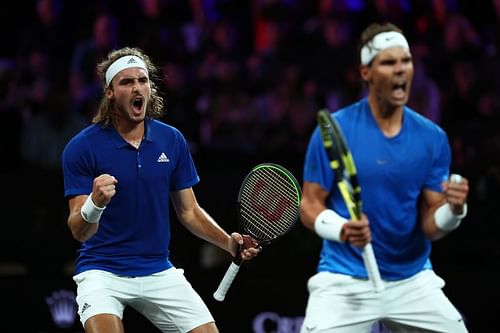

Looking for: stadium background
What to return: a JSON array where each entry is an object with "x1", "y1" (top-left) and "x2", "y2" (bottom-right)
[{"x1": 1, "y1": 0, "x2": 499, "y2": 332}]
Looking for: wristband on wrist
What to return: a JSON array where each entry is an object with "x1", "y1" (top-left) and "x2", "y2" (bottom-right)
[
  {"x1": 314, "y1": 209, "x2": 347, "y2": 242},
  {"x1": 81, "y1": 194, "x2": 106, "y2": 224},
  {"x1": 434, "y1": 202, "x2": 467, "y2": 231}
]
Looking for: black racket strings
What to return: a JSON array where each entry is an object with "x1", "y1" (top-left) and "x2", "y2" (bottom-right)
[
  {"x1": 332, "y1": 130, "x2": 363, "y2": 220},
  {"x1": 239, "y1": 167, "x2": 299, "y2": 241},
  {"x1": 319, "y1": 111, "x2": 362, "y2": 219}
]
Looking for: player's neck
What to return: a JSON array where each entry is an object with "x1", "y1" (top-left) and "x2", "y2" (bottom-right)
[
  {"x1": 113, "y1": 117, "x2": 145, "y2": 145},
  {"x1": 368, "y1": 96, "x2": 403, "y2": 138}
]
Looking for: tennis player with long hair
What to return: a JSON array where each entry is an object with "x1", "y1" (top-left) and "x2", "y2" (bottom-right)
[
  {"x1": 62, "y1": 46, "x2": 261, "y2": 333},
  {"x1": 300, "y1": 22, "x2": 469, "y2": 332}
]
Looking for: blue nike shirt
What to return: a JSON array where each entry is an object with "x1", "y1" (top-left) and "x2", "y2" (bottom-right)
[
  {"x1": 62, "y1": 118, "x2": 199, "y2": 276},
  {"x1": 303, "y1": 98, "x2": 451, "y2": 280}
]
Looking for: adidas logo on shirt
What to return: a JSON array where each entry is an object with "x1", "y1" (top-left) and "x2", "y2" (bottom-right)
[{"x1": 157, "y1": 152, "x2": 169, "y2": 162}]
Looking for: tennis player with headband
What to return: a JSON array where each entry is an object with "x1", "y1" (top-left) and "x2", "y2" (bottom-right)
[
  {"x1": 62, "y1": 47, "x2": 262, "y2": 333},
  {"x1": 300, "y1": 22, "x2": 469, "y2": 332}
]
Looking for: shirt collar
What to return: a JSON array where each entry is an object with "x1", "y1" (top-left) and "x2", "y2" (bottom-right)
[{"x1": 105, "y1": 118, "x2": 153, "y2": 149}]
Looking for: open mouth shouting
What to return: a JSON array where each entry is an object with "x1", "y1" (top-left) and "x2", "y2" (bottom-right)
[
  {"x1": 391, "y1": 81, "x2": 407, "y2": 101},
  {"x1": 132, "y1": 96, "x2": 145, "y2": 115}
]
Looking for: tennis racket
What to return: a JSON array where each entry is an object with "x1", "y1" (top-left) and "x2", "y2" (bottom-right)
[
  {"x1": 317, "y1": 109, "x2": 384, "y2": 292},
  {"x1": 213, "y1": 163, "x2": 301, "y2": 301}
]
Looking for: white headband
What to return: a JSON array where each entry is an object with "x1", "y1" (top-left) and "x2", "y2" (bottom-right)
[
  {"x1": 105, "y1": 55, "x2": 148, "y2": 86},
  {"x1": 360, "y1": 31, "x2": 410, "y2": 65}
]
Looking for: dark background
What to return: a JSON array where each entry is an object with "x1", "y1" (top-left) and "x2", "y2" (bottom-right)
[{"x1": 1, "y1": 0, "x2": 499, "y2": 332}]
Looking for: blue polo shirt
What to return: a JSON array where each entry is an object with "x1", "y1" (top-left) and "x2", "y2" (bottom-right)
[
  {"x1": 62, "y1": 119, "x2": 199, "y2": 276},
  {"x1": 303, "y1": 98, "x2": 451, "y2": 280}
]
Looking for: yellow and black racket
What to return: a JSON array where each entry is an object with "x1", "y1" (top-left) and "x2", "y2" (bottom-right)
[
  {"x1": 213, "y1": 163, "x2": 301, "y2": 301},
  {"x1": 317, "y1": 109, "x2": 384, "y2": 292}
]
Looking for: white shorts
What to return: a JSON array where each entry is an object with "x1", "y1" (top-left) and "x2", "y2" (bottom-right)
[
  {"x1": 73, "y1": 268, "x2": 214, "y2": 333},
  {"x1": 300, "y1": 269, "x2": 468, "y2": 333}
]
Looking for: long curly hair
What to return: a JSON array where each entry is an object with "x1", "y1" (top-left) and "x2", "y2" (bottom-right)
[{"x1": 93, "y1": 47, "x2": 164, "y2": 126}]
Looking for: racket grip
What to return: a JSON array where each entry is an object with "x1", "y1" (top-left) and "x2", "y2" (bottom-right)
[
  {"x1": 213, "y1": 261, "x2": 241, "y2": 301},
  {"x1": 362, "y1": 243, "x2": 384, "y2": 292}
]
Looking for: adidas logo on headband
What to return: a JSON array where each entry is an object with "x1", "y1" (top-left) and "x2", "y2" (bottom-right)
[{"x1": 105, "y1": 55, "x2": 148, "y2": 86}]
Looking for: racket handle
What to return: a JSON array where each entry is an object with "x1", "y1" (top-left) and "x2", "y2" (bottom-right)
[
  {"x1": 362, "y1": 243, "x2": 384, "y2": 292},
  {"x1": 213, "y1": 261, "x2": 241, "y2": 301}
]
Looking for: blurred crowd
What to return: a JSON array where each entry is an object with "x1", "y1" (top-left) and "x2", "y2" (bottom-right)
[{"x1": 0, "y1": 0, "x2": 499, "y2": 276}]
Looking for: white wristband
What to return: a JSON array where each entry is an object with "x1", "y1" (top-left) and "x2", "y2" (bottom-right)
[
  {"x1": 81, "y1": 194, "x2": 106, "y2": 224},
  {"x1": 434, "y1": 203, "x2": 467, "y2": 231},
  {"x1": 314, "y1": 209, "x2": 347, "y2": 242}
]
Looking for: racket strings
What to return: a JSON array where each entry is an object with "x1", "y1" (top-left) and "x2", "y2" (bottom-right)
[
  {"x1": 240, "y1": 168, "x2": 299, "y2": 241},
  {"x1": 318, "y1": 110, "x2": 364, "y2": 219},
  {"x1": 241, "y1": 187, "x2": 296, "y2": 237}
]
